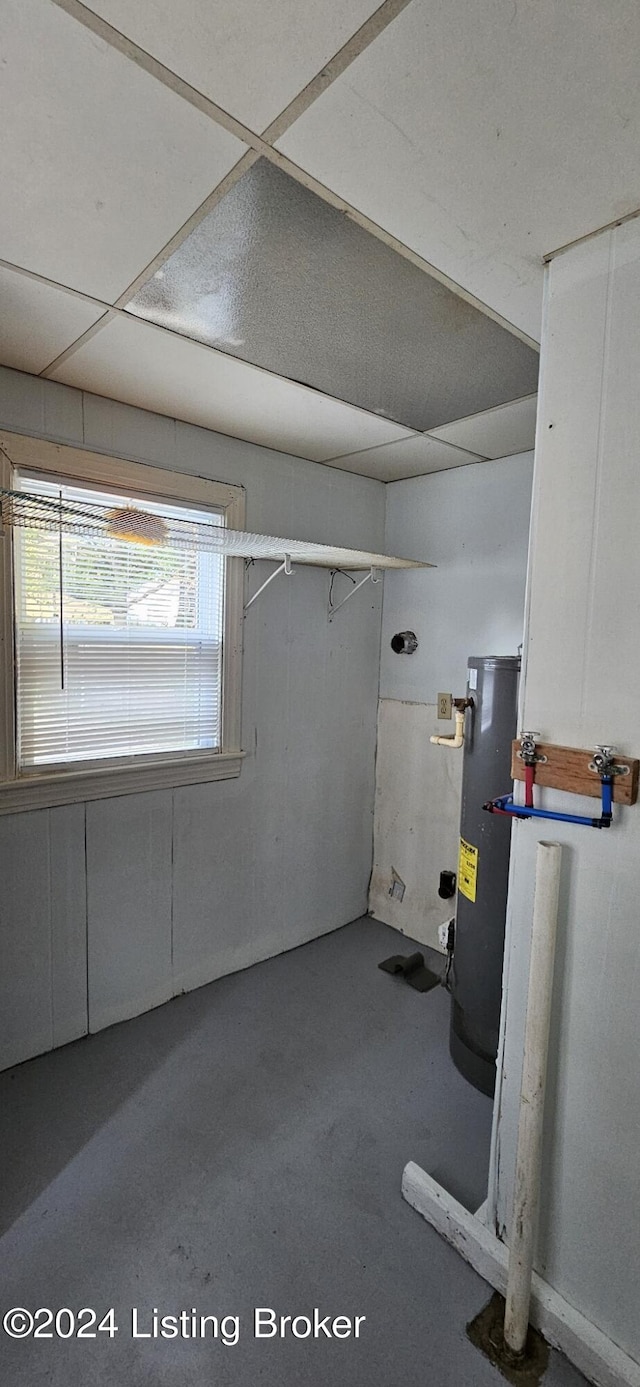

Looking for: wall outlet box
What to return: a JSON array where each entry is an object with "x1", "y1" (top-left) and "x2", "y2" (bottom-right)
[
  {"x1": 389, "y1": 870, "x2": 406, "y2": 902},
  {"x1": 437, "y1": 692, "x2": 452, "y2": 720},
  {"x1": 438, "y1": 922, "x2": 450, "y2": 950}
]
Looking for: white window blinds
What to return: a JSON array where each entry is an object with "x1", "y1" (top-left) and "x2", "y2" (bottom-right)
[{"x1": 14, "y1": 474, "x2": 225, "y2": 770}]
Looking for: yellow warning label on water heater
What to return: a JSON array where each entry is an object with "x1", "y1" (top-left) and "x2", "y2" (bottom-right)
[{"x1": 458, "y1": 838, "x2": 478, "y2": 903}]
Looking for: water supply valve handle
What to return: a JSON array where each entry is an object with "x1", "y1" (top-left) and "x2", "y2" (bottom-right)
[
  {"x1": 517, "y1": 732, "x2": 547, "y2": 766},
  {"x1": 589, "y1": 745, "x2": 629, "y2": 779}
]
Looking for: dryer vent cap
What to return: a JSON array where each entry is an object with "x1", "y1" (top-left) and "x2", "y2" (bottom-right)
[{"x1": 391, "y1": 630, "x2": 418, "y2": 655}]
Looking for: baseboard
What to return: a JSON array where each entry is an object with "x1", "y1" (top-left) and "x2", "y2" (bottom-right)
[
  {"x1": 402, "y1": 1162, "x2": 640, "y2": 1387},
  {"x1": 89, "y1": 982, "x2": 174, "y2": 1034},
  {"x1": 171, "y1": 913, "x2": 357, "y2": 999}
]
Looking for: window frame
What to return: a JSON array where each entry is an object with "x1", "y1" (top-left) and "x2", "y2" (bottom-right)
[{"x1": 0, "y1": 432, "x2": 246, "y2": 813}]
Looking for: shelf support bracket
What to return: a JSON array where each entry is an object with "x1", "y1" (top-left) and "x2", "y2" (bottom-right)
[
  {"x1": 244, "y1": 554, "x2": 293, "y2": 613},
  {"x1": 328, "y1": 566, "x2": 380, "y2": 621}
]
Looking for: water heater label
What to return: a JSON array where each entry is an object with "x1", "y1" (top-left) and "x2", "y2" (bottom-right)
[{"x1": 458, "y1": 838, "x2": 478, "y2": 902}]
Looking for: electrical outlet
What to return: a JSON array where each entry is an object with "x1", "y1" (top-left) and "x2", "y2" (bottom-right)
[
  {"x1": 437, "y1": 692, "x2": 452, "y2": 720},
  {"x1": 438, "y1": 920, "x2": 455, "y2": 953}
]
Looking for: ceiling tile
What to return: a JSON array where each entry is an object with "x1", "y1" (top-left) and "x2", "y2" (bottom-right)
[
  {"x1": 327, "y1": 434, "x2": 483, "y2": 482},
  {"x1": 430, "y1": 396, "x2": 537, "y2": 460},
  {"x1": 48, "y1": 316, "x2": 413, "y2": 462},
  {"x1": 81, "y1": 0, "x2": 383, "y2": 131},
  {"x1": 0, "y1": 268, "x2": 104, "y2": 374},
  {"x1": 127, "y1": 157, "x2": 539, "y2": 432},
  {"x1": 0, "y1": 0, "x2": 245, "y2": 301},
  {"x1": 278, "y1": 0, "x2": 640, "y2": 341}
]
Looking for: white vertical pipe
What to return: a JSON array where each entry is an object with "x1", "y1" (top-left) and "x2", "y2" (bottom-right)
[{"x1": 504, "y1": 839, "x2": 562, "y2": 1357}]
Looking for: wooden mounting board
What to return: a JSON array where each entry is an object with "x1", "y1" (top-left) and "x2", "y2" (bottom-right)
[{"x1": 511, "y1": 742, "x2": 639, "y2": 805}]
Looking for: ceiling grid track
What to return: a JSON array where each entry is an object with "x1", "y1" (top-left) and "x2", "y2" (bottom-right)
[
  {"x1": 0, "y1": 248, "x2": 536, "y2": 444},
  {"x1": 38, "y1": 304, "x2": 411, "y2": 429},
  {"x1": 41, "y1": 312, "x2": 115, "y2": 378},
  {"x1": 259, "y1": 0, "x2": 414, "y2": 144},
  {"x1": 0, "y1": 259, "x2": 536, "y2": 470},
  {"x1": 327, "y1": 431, "x2": 486, "y2": 465},
  {"x1": 113, "y1": 150, "x2": 261, "y2": 309},
  {"x1": 50, "y1": 0, "x2": 269, "y2": 150},
  {"x1": 0, "y1": 257, "x2": 108, "y2": 311},
  {"x1": 47, "y1": 0, "x2": 539, "y2": 352},
  {"x1": 0, "y1": 0, "x2": 543, "y2": 475}
]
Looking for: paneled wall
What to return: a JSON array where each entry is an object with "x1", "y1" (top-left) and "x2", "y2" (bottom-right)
[
  {"x1": 490, "y1": 221, "x2": 640, "y2": 1363},
  {"x1": 370, "y1": 454, "x2": 533, "y2": 947},
  {"x1": 0, "y1": 367, "x2": 385, "y2": 1067}
]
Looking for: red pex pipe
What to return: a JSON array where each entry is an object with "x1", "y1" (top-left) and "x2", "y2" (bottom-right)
[{"x1": 524, "y1": 763, "x2": 535, "y2": 809}]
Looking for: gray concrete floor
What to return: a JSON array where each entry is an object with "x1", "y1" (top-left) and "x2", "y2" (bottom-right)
[{"x1": 0, "y1": 917, "x2": 586, "y2": 1387}]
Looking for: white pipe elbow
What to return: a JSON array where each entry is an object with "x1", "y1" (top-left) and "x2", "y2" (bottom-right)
[{"x1": 430, "y1": 709, "x2": 465, "y2": 748}]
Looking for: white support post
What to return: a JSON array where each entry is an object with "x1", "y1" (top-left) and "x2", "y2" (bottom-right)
[
  {"x1": 504, "y1": 840, "x2": 562, "y2": 1357},
  {"x1": 401, "y1": 847, "x2": 640, "y2": 1387},
  {"x1": 401, "y1": 1161, "x2": 640, "y2": 1387}
]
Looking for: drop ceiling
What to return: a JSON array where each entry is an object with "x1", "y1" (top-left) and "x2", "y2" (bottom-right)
[
  {"x1": 127, "y1": 158, "x2": 538, "y2": 432},
  {"x1": 0, "y1": 268, "x2": 103, "y2": 374},
  {"x1": 79, "y1": 0, "x2": 387, "y2": 132},
  {"x1": 0, "y1": 0, "x2": 244, "y2": 301},
  {"x1": 278, "y1": 0, "x2": 640, "y2": 341},
  {"x1": 47, "y1": 313, "x2": 415, "y2": 464},
  {"x1": 1, "y1": 0, "x2": 639, "y2": 480}
]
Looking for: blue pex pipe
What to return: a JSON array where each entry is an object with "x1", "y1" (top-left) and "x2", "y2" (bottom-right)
[
  {"x1": 485, "y1": 785, "x2": 613, "y2": 829},
  {"x1": 601, "y1": 777, "x2": 613, "y2": 816}
]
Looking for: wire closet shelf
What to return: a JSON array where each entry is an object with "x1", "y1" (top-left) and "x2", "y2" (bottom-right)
[{"x1": 0, "y1": 486, "x2": 433, "y2": 574}]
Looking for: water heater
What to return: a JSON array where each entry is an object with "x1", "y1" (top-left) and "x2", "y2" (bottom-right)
[{"x1": 450, "y1": 655, "x2": 520, "y2": 1096}]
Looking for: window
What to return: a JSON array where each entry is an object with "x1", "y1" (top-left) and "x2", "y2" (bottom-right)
[
  {"x1": 15, "y1": 477, "x2": 225, "y2": 768},
  {"x1": 0, "y1": 434, "x2": 245, "y2": 812}
]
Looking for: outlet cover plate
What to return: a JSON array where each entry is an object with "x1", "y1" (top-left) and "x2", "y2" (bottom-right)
[{"x1": 437, "y1": 692, "x2": 452, "y2": 720}]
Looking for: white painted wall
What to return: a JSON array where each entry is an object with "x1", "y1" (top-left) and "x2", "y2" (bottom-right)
[
  {"x1": 0, "y1": 366, "x2": 385, "y2": 1069},
  {"x1": 490, "y1": 221, "x2": 640, "y2": 1365},
  {"x1": 370, "y1": 455, "x2": 533, "y2": 947}
]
